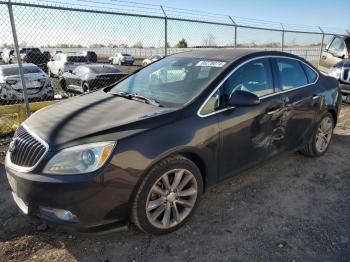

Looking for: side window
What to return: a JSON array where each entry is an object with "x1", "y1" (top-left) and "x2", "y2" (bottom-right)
[
  {"x1": 328, "y1": 38, "x2": 345, "y2": 57},
  {"x1": 223, "y1": 58, "x2": 273, "y2": 98},
  {"x1": 200, "y1": 89, "x2": 221, "y2": 115},
  {"x1": 275, "y1": 58, "x2": 308, "y2": 90},
  {"x1": 301, "y1": 63, "x2": 318, "y2": 83},
  {"x1": 200, "y1": 58, "x2": 273, "y2": 115}
]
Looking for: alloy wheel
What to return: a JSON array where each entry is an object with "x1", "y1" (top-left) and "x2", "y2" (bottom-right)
[
  {"x1": 315, "y1": 116, "x2": 333, "y2": 153},
  {"x1": 145, "y1": 168, "x2": 198, "y2": 229}
]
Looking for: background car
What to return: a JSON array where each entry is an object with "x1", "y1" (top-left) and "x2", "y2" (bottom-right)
[
  {"x1": 328, "y1": 59, "x2": 350, "y2": 101},
  {"x1": 109, "y1": 53, "x2": 134, "y2": 65},
  {"x1": 142, "y1": 55, "x2": 163, "y2": 66},
  {"x1": 3, "y1": 48, "x2": 51, "y2": 71},
  {"x1": 319, "y1": 35, "x2": 350, "y2": 73},
  {"x1": 0, "y1": 63, "x2": 54, "y2": 103},
  {"x1": 47, "y1": 53, "x2": 88, "y2": 77},
  {"x1": 80, "y1": 51, "x2": 98, "y2": 63},
  {"x1": 1, "y1": 48, "x2": 14, "y2": 64},
  {"x1": 59, "y1": 64, "x2": 127, "y2": 92}
]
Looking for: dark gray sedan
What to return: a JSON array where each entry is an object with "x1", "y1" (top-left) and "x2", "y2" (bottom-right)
[{"x1": 59, "y1": 64, "x2": 128, "y2": 92}]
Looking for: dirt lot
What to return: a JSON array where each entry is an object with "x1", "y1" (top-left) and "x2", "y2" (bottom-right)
[{"x1": 0, "y1": 104, "x2": 349, "y2": 262}]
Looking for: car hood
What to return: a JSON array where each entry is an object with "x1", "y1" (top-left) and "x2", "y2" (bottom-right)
[
  {"x1": 24, "y1": 91, "x2": 177, "y2": 151},
  {"x1": 334, "y1": 59, "x2": 350, "y2": 68}
]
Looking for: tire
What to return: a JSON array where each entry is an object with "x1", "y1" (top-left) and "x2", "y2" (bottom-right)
[
  {"x1": 59, "y1": 78, "x2": 67, "y2": 91},
  {"x1": 58, "y1": 70, "x2": 63, "y2": 78},
  {"x1": 131, "y1": 155, "x2": 203, "y2": 235},
  {"x1": 299, "y1": 112, "x2": 334, "y2": 157},
  {"x1": 82, "y1": 82, "x2": 90, "y2": 93},
  {"x1": 47, "y1": 68, "x2": 53, "y2": 78}
]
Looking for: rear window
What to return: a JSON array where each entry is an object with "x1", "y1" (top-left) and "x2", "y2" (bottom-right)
[
  {"x1": 275, "y1": 58, "x2": 308, "y2": 90},
  {"x1": 89, "y1": 66, "x2": 121, "y2": 74},
  {"x1": 301, "y1": 63, "x2": 318, "y2": 83},
  {"x1": 1, "y1": 66, "x2": 42, "y2": 76},
  {"x1": 67, "y1": 56, "x2": 87, "y2": 63}
]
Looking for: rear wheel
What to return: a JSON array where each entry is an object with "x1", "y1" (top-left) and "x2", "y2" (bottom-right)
[
  {"x1": 82, "y1": 82, "x2": 90, "y2": 93},
  {"x1": 47, "y1": 67, "x2": 53, "y2": 78},
  {"x1": 132, "y1": 155, "x2": 203, "y2": 234},
  {"x1": 300, "y1": 112, "x2": 334, "y2": 157},
  {"x1": 58, "y1": 70, "x2": 63, "y2": 78},
  {"x1": 59, "y1": 78, "x2": 67, "y2": 91}
]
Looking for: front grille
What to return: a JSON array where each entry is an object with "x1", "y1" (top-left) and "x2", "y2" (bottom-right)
[
  {"x1": 10, "y1": 125, "x2": 47, "y2": 168},
  {"x1": 341, "y1": 68, "x2": 350, "y2": 84}
]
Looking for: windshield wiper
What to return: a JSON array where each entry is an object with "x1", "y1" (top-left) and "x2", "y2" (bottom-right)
[{"x1": 111, "y1": 92, "x2": 162, "y2": 107}]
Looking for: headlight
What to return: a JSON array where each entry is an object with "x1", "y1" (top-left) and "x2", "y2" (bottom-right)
[
  {"x1": 43, "y1": 142, "x2": 115, "y2": 175},
  {"x1": 328, "y1": 67, "x2": 342, "y2": 79}
]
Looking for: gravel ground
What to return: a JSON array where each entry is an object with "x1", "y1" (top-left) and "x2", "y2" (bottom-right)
[{"x1": 0, "y1": 104, "x2": 349, "y2": 262}]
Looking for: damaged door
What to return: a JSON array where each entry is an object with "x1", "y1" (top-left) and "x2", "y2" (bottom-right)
[{"x1": 218, "y1": 57, "x2": 289, "y2": 179}]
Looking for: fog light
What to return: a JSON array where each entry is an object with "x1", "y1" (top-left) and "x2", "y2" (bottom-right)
[{"x1": 39, "y1": 206, "x2": 79, "y2": 223}]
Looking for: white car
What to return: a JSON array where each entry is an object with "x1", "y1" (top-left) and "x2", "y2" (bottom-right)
[
  {"x1": 1, "y1": 48, "x2": 14, "y2": 64},
  {"x1": 0, "y1": 63, "x2": 54, "y2": 103},
  {"x1": 47, "y1": 53, "x2": 88, "y2": 77},
  {"x1": 108, "y1": 53, "x2": 134, "y2": 65},
  {"x1": 142, "y1": 55, "x2": 163, "y2": 66}
]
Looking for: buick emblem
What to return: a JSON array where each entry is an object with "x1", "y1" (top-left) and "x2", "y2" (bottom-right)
[{"x1": 8, "y1": 139, "x2": 18, "y2": 153}]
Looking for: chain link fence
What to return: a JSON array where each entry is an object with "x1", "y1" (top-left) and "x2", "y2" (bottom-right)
[{"x1": 0, "y1": 0, "x2": 348, "y2": 134}]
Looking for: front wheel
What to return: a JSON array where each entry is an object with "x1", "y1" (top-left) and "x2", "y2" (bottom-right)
[
  {"x1": 132, "y1": 155, "x2": 203, "y2": 234},
  {"x1": 300, "y1": 112, "x2": 334, "y2": 157}
]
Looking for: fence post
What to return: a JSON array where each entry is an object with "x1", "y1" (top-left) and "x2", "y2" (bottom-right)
[
  {"x1": 281, "y1": 23, "x2": 285, "y2": 52},
  {"x1": 229, "y1": 16, "x2": 237, "y2": 48},
  {"x1": 318, "y1": 27, "x2": 325, "y2": 68},
  {"x1": 7, "y1": 0, "x2": 31, "y2": 117},
  {"x1": 160, "y1": 6, "x2": 167, "y2": 56}
]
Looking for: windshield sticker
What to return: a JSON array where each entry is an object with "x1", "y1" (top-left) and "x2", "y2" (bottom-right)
[{"x1": 196, "y1": 61, "x2": 226, "y2": 67}]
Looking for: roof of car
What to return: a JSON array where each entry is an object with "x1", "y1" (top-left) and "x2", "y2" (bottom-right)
[{"x1": 171, "y1": 48, "x2": 299, "y2": 62}]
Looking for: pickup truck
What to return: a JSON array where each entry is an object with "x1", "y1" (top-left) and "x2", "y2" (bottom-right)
[
  {"x1": 4, "y1": 48, "x2": 51, "y2": 71},
  {"x1": 319, "y1": 35, "x2": 350, "y2": 100}
]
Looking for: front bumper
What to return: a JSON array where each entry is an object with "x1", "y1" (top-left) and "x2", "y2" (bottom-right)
[
  {"x1": 340, "y1": 83, "x2": 350, "y2": 95},
  {"x1": 5, "y1": 156, "x2": 131, "y2": 232}
]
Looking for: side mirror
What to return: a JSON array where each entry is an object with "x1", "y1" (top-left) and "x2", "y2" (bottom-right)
[{"x1": 228, "y1": 90, "x2": 260, "y2": 107}]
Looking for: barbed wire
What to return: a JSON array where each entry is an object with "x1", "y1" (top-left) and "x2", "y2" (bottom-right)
[{"x1": 3, "y1": 0, "x2": 347, "y2": 35}]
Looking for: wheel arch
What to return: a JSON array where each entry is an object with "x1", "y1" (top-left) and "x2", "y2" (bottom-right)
[{"x1": 327, "y1": 108, "x2": 338, "y2": 126}]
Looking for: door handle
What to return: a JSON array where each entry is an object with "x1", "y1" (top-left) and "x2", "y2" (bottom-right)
[{"x1": 312, "y1": 95, "x2": 320, "y2": 100}]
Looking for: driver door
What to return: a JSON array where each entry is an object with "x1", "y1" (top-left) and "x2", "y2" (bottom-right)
[{"x1": 208, "y1": 58, "x2": 288, "y2": 179}]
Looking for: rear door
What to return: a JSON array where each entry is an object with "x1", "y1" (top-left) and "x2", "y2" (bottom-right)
[
  {"x1": 199, "y1": 57, "x2": 289, "y2": 179},
  {"x1": 272, "y1": 57, "x2": 321, "y2": 151}
]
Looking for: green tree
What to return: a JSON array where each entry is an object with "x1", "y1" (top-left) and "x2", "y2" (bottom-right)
[{"x1": 175, "y1": 38, "x2": 188, "y2": 48}]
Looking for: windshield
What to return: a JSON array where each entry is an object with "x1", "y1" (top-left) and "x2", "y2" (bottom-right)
[
  {"x1": 1, "y1": 66, "x2": 43, "y2": 76},
  {"x1": 110, "y1": 56, "x2": 227, "y2": 107},
  {"x1": 89, "y1": 66, "x2": 120, "y2": 74},
  {"x1": 67, "y1": 56, "x2": 87, "y2": 63}
]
